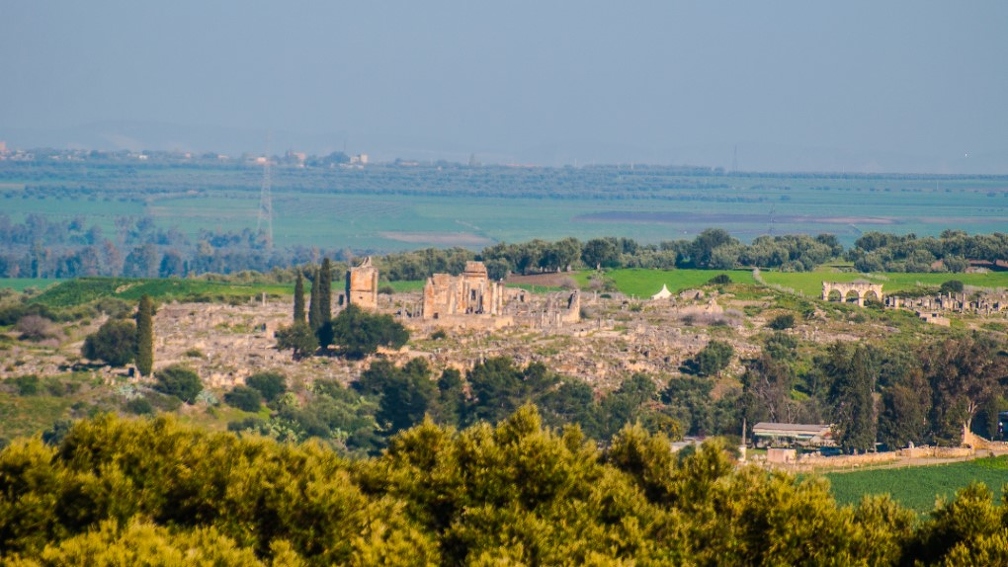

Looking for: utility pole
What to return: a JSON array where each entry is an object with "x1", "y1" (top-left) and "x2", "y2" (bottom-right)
[{"x1": 257, "y1": 136, "x2": 273, "y2": 250}]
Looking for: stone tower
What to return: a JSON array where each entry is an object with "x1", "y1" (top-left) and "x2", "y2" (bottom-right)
[{"x1": 345, "y1": 257, "x2": 379, "y2": 310}]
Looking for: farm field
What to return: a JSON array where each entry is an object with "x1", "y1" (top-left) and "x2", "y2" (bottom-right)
[
  {"x1": 29, "y1": 277, "x2": 293, "y2": 308},
  {"x1": 0, "y1": 278, "x2": 64, "y2": 292},
  {"x1": 574, "y1": 267, "x2": 1008, "y2": 300},
  {"x1": 574, "y1": 268, "x2": 756, "y2": 298},
  {"x1": 14, "y1": 267, "x2": 1006, "y2": 308},
  {"x1": 825, "y1": 456, "x2": 1008, "y2": 514},
  {"x1": 759, "y1": 269, "x2": 1008, "y2": 298},
  {"x1": 3, "y1": 160, "x2": 1008, "y2": 251}
]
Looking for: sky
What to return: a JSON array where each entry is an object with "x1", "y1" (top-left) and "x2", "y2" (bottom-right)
[{"x1": 1, "y1": 1, "x2": 1007, "y2": 172}]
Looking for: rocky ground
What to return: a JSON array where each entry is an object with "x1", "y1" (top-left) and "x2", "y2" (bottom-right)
[{"x1": 2, "y1": 281, "x2": 912, "y2": 396}]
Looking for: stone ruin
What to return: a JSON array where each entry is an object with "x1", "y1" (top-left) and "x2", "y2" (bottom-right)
[
  {"x1": 821, "y1": 281, "x2": 884, "y2": 307},
  {"x1": 503, "y1": 287, "x2": 581, "y2": 329},
  {"x1": 821, "y1": 278, "x2": 1008, "y2": 324},
  {"x1": 423, "y1": 261, "x2": 505, "y2": 320},
  {"x1": 345, "y1": 257, "x2": 379, "y2": 310},
  {"x1": 885, "y1": 290, "x2": 1008, "y2": 325},
  {"x1": 414, "y1": 261, "x2": 581, "y2": 330}
]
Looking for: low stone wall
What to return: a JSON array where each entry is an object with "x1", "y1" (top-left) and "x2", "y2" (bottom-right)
[
  {"x1": 797, "y1": 451, "x2": 899, "y2": 468},
  {"x1": 898, "y1": 446, "x2": 974, "y2": 459}
]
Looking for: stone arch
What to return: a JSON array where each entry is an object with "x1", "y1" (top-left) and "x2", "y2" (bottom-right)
[
  {"x1": 821, "y1": 281, "x2": 884, "y2": 307},
  {"x1": 826, "y1": 289, "x2": 843, "y2": 302},
  {"x1": 863, "y1": 289, "x2": 881, "y2": 305}
]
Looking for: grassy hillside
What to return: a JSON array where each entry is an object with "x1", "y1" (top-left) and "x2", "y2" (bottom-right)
[
  {"x1": 29, "y1": 277, "x2": 293, "y2": 308},
  {"x1": 759, "y1": 269, "x2": 1008, "y2": 298}
]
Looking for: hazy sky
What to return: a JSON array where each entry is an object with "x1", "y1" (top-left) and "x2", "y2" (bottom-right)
[{"x1": 2, "y1": 1, "x2": 1006, "y2": 172}]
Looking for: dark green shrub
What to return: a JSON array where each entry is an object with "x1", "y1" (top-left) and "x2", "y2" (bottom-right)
[
  {"x1": 328, "y1": 304, "x2": 409, "y2": 359},
  {"x1": 124, "y1": 397, "x2": 154, "y2": 415},
  {"x1": 13, "y1": 374, "x2": 40, "y2": 396},
  {"x1": 707, "y1": 273, "x2": 732, "y2": 285},
  {"x1": 767, "y1": 313, "x2": 796, "y2": 330},
  {"x1": 154, "y1": 364, "x2": 202, "y2": 404},
  {"x1": 147, "y1": 391, "x2": 182, "y2": 412},
  {"x1": 224, "y1": 386, "x2": 263, "y2": 412},
  {"x1": 82, "y1": 319, "x2": 136, "y2": 367},
  {"x1": 679, "y1": 340, "x2": 734, "y2": 377},
  {"x1": 275, "y1": 322, "x2": 318, "y2": 360},
  {"x1": 940, "y1": 280, "x2": 964, "y2": 295},
  {"x1": 245, "y1": 371, "x2": 286, "y2": 403}
]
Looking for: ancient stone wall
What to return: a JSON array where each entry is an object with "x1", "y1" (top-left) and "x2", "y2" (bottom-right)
[
  {"x1": 422, "y1": 261, "x2": 503, "y2": 320},
  {"x1": 822, "y1": 281, "x2": 883, "y2": 306},
  {"x1": 887, "y1": 291, "x2": 1008, "y2": 317},
  {"x1": 346, "y1": 257, "x2": 379, "y2": 310}
]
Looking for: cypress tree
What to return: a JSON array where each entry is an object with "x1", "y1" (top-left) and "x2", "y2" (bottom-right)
[
  {"x1": 293, "y1": 271, "x2": 306, "y2": 324},
  {"x1": 308, "y1": 267, "x2": 322, "y2": 332},
  {"x1": 136, "y1": 294, "x2": 155, "y2": 376},
  {"x1": 319, "y1": 258, "x2": 333, "y2": 325}
]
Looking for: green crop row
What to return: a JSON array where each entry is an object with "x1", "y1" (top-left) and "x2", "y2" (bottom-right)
[{"x1": 826, "y1": 455, "x2": 1008, "y2": 514}]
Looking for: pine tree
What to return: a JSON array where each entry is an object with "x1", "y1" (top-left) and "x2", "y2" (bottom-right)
[
  {"x1": 308, "y1": 267, "x2": 322, "y2": 332},
  {"x1": 293, "y1": 271, "x2": 306, "y2": 324},
  {"x1": 136, "y1": 294, "x2": 155, "y2": 376}
]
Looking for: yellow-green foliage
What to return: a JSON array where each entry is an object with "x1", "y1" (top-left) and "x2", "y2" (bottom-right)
[{"x1": 0, "y1": 408, "x2": 1005, "y2": 566}]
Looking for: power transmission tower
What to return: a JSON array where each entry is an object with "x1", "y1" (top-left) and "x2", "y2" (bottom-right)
[{"x1": 257, "y1": 151, "x2": 273, "y2": 250}]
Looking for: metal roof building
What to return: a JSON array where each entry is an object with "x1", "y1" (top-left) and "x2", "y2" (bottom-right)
[{"x1": 752, "y1": 422, "x2": 834, "y2": 447}]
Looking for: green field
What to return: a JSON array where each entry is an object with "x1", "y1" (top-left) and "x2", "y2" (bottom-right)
[
  {"x1": 18, "y1": 267, "x2": 1005, "y2": 308},
  {"x1": 759, "y1": 269, "x2": 1008, "y2": 298},
  {"x1": 826, "y1": 456, "x2": 1008, "y2": 514},
  {"x1": 575, "y1": 268, "x2": 756, "y2": 298},
  {"x1": 29, "y1": 277, "x2": 293, "y2": 308},
  {"x1": 0, "y1": 278, "x2": 65, "y2": 292},
  {"x1": 580, "y1": 266, "x2": 1008, "y2": 302},
  {"x1": 4, "y1": 161, "x2": 1008, "y2": 251}
]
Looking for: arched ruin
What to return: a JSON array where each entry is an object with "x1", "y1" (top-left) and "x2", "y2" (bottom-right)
[{"x1": 821, "y1": 281, "x2": 883, "y2": 307}]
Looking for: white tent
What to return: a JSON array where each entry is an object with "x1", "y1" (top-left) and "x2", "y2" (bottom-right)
[{"x1": 651, "y1": 284, "x2": 672, "y2": 300}]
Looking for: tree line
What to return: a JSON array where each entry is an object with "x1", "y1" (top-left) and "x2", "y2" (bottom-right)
[
  {"x1": 2, "y1": 409, "x2": 1008, "y2": 565},
  {"x1": 3, "y1": 210, "x2": 1007, "y2": 282}
]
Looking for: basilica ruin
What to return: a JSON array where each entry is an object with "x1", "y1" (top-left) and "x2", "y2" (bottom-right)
[{"x1": 422, "y1": 261, "x2": 505, "y2": 320}]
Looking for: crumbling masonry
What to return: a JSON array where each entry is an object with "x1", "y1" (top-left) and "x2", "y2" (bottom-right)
[
  {"x1": 423, "y1": 261, "x2": 504, "y2": 319},
  {"x1": 345, "y1": 257, "x2": 379, "y2": 310}
]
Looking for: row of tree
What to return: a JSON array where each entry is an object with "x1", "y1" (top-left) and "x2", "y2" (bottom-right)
[
  {"x1": 2, "y1": 409, "x2": 1007, "y2": 565},
  {"x1": 734, "y1": 332, "x2": 1008, "y2": 452},
  {"x1": 274, "y1": 258, "x2": 410, "y2": 360},
  {"x1": 4, "y1": 209, "x2": 1006, "y2": 281},
  {"x1": 848, "y1": 230, "x2": 1008, "y2": 273}
]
